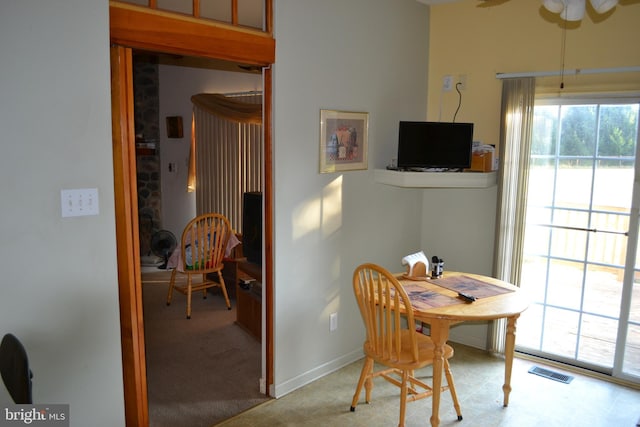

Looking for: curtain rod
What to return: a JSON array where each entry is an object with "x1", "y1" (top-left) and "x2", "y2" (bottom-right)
[{"x1": 496, "y1": 66, "x2": 640, "y2": 79}]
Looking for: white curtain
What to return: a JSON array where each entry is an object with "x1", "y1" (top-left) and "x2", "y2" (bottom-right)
[
  {"x1": 489, "y1": 77, "x2": 536, "y2": 353},
  {"x1": 191, "y1": 93, "x2": 262, "y2": 233}
]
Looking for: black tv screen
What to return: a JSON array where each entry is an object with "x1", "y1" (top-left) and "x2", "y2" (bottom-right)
[{"x1": 397, "y1": 121, "x2": 474, "y2": 170}]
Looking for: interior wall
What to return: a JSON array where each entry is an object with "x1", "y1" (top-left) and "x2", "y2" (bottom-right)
[
  {"x1": 0, "y1": 1, "x2": 125, "y2": 425},
  {"x1": 158, "y1": 65, "x2": 262, "y2": 239},
  {"x1": 420, "y1": 186, "x2": 498, "y2": 348},
  {"x1": 272, "y1": 0, "x2": 429, "y2": 397}
]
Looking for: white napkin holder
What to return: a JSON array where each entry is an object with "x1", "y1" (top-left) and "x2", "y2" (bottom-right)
[{"x1": 401, "y1": 251, "x2": 429, "y2": 278}]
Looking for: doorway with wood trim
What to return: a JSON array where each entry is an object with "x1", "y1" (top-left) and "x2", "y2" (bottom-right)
[{"x1": 109, "y1": 3, "x2": 275, "y2": 425}]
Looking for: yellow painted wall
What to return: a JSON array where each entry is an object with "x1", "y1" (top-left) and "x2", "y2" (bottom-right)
[{"x1": 427, "y1": 0, "x2": 640, "y2": 148}]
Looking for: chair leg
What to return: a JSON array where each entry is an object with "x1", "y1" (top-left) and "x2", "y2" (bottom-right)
[
  {"x1": 166, "y1": 269, "x2": 177, "y2": 306},
  {"x1": 218, "y1": 271, "x2": 231, "y2": 310},
  {"x1": 186, "y1": 276, "x2": 192, "y2": 319},
  {"x1": 444, "y1": 359, "x2": 463, "y2": 421},
  {"x1": 398, "y1": 369, "x2": 408, "y2": 427},
  {"x1": 202, "y1": 274, "x2": 207, "y2": 299},
  {"x1": 364, "y1": 369, "x2": 374, "y2": 404},
  {"x1": 350, "y1": 357, "x2": 373, "y2": 411}
]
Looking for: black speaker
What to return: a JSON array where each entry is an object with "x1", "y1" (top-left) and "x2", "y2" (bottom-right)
[{"x1": 242, "y1": 192, "x2": 262, "y2": 265}]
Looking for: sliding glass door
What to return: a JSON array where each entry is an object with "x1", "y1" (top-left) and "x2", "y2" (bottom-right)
[{"x1": 516, "y1": 96, "x2": 640, "y2": 382}]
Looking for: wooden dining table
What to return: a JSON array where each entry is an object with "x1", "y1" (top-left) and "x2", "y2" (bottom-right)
[{"x1": 396, "y1": 271, "x2": 529, "y2": 427}]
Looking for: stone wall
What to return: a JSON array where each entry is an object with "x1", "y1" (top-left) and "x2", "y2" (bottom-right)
[{"x1": 133, "y1": 55, "x2": 161, "y2": 257}]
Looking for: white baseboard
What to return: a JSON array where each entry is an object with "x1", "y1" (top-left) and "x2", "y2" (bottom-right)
[
  {"x1": 272, "y1": 348, "x2": 363, "y2": 398},
  {"x1": 271, "y1": 323, "x2": 489, "y2": 398}
]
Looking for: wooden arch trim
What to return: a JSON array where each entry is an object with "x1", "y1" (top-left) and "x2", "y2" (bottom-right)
[{"x1": 110, "y1": 2, "x2": 275, "y2": 66}]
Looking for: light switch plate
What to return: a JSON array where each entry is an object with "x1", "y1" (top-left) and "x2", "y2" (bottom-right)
[{"x1": 61, "y1": 188, "x2": 99, "y2": 217}]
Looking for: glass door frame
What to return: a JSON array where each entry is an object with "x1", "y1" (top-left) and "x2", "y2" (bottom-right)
[
  {"x1": 616, "y1": 105, "x2": 640, "y2": 381},
  {"x1": 516, "y1": 93, "x2": 640, "y2": 383}
]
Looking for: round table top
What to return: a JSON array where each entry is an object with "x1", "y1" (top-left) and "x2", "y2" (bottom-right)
[{"x1": 397, "y1": 271, "x2": 530, "y2": 322}]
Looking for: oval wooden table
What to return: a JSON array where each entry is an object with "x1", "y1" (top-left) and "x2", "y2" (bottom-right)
[{"x1": 397, "y1": 271, "x2": 529, "y2": 427}]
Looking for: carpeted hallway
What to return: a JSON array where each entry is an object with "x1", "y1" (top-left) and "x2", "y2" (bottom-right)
[{"x1": 142, "y1": 269, "x2": 269, "y2": 427}]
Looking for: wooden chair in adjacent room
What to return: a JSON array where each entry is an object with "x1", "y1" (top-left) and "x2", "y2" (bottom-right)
[
  {"x1": 166, "y1": 213, "x2": 232, "y2": 318},
  {"x1": 350, "y1": 263, "x2": 462, "y2": 426}
]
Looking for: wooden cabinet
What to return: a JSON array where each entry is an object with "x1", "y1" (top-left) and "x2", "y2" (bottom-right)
[
  {"x1": 235, "y1": 260, "x2": 262, "y2": 340},
  {"x1": 236, "y1": 282, "x2": 261, "y2": 340},
  {"x1": 213, "y1": 237, "x2": 262, "y2": 340}
]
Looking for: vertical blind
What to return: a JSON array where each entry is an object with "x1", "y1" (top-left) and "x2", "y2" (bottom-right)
[
  {"x1": 491, "y1": 77, "x2": 536, "y2": 353},
  {"x1": 191, "y1": 93, "x2": 262, "y2": 233}
]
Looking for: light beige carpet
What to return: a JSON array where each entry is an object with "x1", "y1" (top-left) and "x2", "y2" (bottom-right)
[{"x1": 142, "y1": 269, "x2": 268, "y2": 427}]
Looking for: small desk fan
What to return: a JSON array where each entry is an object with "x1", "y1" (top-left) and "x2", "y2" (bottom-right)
[{"x1": 150, "y1": 229, "x2": 177, "y2": 269}]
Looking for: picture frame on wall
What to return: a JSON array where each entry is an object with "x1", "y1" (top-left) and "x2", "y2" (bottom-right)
[
  {"x1": 319, "y1": 109, "x2": 369, "y2": 173},
  {"x1": 166, "y1": 116, "x2": 184, "y2": 138}
]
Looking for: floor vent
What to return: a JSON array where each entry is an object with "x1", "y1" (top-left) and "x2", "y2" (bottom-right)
[{"x1": 528, "y1": 366, "x2": 574, "y2": 384}]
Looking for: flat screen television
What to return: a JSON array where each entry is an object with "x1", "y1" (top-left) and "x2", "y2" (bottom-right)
[
  {"x1": 396, "y1": 121, "x2": 474, "y2": 170},
  {"x1": 242, "y1": 191, "x2": 262, "y2": 265}
]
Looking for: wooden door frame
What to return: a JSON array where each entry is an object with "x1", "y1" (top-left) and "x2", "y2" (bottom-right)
[{"x1": 109, "y1": 3, "x2": 275, "y2": 425}]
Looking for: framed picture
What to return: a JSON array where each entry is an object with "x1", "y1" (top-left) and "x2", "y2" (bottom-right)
[
  {"x1": 319, "y1": 109, "x2": 369, "y2": 173},
  {"x1": 166, "y1": 116, "x2": 184, "y2": 138}
]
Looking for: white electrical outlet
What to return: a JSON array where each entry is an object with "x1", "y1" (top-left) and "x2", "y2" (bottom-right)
[
  {"x1": 443, "y1": 75, "x2": 453, "y2": 92},
  {"x1": 330, "y1": 312, "x2": 338, "y2": 332},
  {"x1": 61, "y1": 188, "x2": 99, "y2": 217}
]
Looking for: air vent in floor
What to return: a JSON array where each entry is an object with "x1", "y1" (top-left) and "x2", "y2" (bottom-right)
[{"x1": 528, "y1": 366, "x2": 574, "y2": 384}]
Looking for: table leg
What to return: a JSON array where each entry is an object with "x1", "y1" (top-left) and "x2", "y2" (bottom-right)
[
  {"x1": 429, "y1": 320, "x2": 450, "y2": 427},
  {"x1": 503, "y1": 314, "x2": 519, "y2": 407}
]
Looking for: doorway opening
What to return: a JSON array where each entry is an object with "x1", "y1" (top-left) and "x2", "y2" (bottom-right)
[{"x1": 132, "y1": 52, "x2": 268, "y2": 425}]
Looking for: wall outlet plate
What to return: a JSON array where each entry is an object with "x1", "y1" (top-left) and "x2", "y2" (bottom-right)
[{"x1": 443, "y1": 75, "x2": 453, "y2": 91}]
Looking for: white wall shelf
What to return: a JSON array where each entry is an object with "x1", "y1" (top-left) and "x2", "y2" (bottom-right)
[{"x1": 374, "y1": 169, "x2": 497, "y2": 188}]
